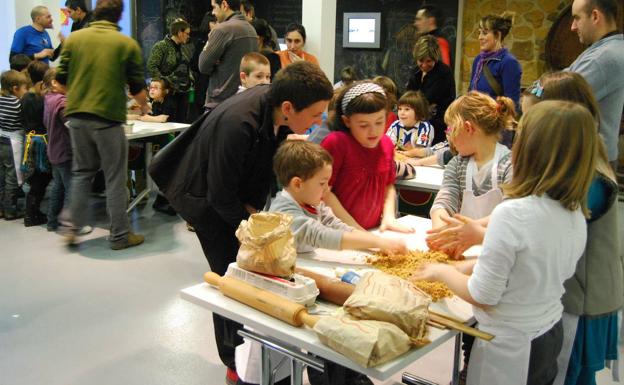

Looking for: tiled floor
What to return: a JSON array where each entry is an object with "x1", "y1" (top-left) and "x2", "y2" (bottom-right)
[{"x1": 1, "y1": 198, "x2": 622, "y2": 385}]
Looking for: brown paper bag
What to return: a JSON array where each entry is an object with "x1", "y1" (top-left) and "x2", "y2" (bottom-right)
[
  {"x1": 235, "y1": 212, "x2": 296, "y2": 277},
  {"x1": 343, "y1": 271, "x2": 430, "y2": 341},
  {"x1": 313, "y1": 309, "x2": 413, "y2": 368}
]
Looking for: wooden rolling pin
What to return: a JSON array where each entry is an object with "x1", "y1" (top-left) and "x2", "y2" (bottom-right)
[
  {"x1": 204, "y1": 272, "x2": 319, "y2": 328},
  {"x1": 295, "y1": 267, "x2": 355, "y2": 305}
]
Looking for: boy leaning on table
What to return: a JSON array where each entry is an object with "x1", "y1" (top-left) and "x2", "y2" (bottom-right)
[{"x1": 269, "y1": 140, "x2": 407, "y2": 255}]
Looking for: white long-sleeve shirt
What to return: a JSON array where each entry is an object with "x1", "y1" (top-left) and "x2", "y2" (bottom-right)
[{"x1": 468, "y1": 195, "x2": 587, "y2": 334}]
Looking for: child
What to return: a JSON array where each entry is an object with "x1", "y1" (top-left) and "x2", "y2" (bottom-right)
[
  {"x1": 321, "y1": 81, "x2": 413, "y2": 233},
  {"x1": 372, "y1": 75, "x2": 398, "y2": 131},
  {"x1": 0, "y1": 70, "x2": 29, "y2": 219},
  {"x1": 522, "y1": 71, "x2": 621, "y2": 385},
  {"x1": 429, "y1": 91, "x2": 515, "y2": 234},
  {"x1": 21, "y1": 60, "x2": 51, "y2": 227},
  {"x1": 134, "y1": 78, "x2": 176, "y2": 123},
  {"x1": 238, "y1": 52, "x2": 271, "y2": 93},
  {"x1": 387, "y1": 90, "x2": 434, "y2": 155},
  {"x1": 414, "y1": 100, "x2": 598, "y2": 385},
  {"x1": 270, "y1": 140, "x2": 407, "y2": 255}
]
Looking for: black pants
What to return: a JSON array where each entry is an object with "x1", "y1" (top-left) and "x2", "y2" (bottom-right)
[
  {"x1": 25, "y1": 170, "x2": 51, "y2": 216},
  {"x1": 193, "y1": 208, "x2": 242, "y2": 370}
]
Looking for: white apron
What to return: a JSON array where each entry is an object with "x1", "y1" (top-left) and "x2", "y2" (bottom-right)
[
  {"x1": 0, "y1": 129, "x2": 24, "y2": 185},
  {"x1": 459, "y1": 145, "x2": 503, "y2": 219},
  {"x1": 467, "y1": 318, "x2": 557, "y2": 385}
]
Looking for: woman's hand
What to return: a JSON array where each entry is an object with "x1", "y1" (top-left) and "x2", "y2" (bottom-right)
[
  {"x1": 379, "y1": 217, "x2": 415, "y2": 233},
  {"x1": 288, "y1": 51, "x2": 304, "y2": 62}
]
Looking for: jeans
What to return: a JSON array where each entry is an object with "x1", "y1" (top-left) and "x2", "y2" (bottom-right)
[
  {"x1": 0, "y1": 139, "x2": 19, "y2": 214},
  {"x1": 47, "y1": 161, "x2": 72, "y2": 229},
  {"x1": 65, "y1": 117, "x2": 129, "y2": 242}
]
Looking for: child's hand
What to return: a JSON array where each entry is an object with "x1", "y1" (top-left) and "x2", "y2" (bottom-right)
[
  {"x1": 426, "y1": 214, "x2": 484, "y2": 259},
  {"x1": 377, "y1": 238, "x2": 407, "y2": 255},
  {"x1": 380, "y1": 217, "x2": 415, "y2": 233},
  {"x1": 410, "y1": 263, "x2": 451, "y2": 282},
  {"x1": 453, "y1": 259, "x2": 476, "y2": 275}
]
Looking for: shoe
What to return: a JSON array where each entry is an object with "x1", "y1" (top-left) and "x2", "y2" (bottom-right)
[
  {"x1": 78, "y1": 225, "x2": 93, "y2": 235},
  {"x1": 24, "y1": 213, "x2": 47, "y2": 227},
  {"x1": 4, "y1": 211, "x2": 24, "y2": 220},
  {"x1": 110, "y1": 232, "x2": 144, "y2": 250},
  {"x1": 225, "y1": 368, "x2": 239, "y2": 385}
]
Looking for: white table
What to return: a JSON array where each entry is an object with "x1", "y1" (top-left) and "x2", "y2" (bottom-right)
[
  {"x1": 124, "y1": 121, "x2": 190, "y2": 212},
  {"x1": 396, "y1": 165, "x2": 445, "y2": 193},
  {"x1": 181, "y1": 215, "x2": 476, "y2": 384}
]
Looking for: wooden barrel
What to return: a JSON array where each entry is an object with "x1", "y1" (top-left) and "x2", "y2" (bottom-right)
[{"x1": 545, "y1": 5, "x2": 586, "y2": 71}]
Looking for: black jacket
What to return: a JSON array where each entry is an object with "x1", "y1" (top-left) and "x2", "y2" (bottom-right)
[
  {"x1": 151, "y1": 85, "x2": 279, "y2": 227},
  {"x1": 405, "y1": 61, "x2": 455, "y2": 142}
]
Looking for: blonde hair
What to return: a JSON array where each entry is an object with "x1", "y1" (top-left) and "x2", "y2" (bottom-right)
[
  {"x1": 413, "y1": 35, "x2": 441, "y2": 62},
  {"x1": 537, "y1": 71, "x2": 614, "y2": 181},
  {"x1": 444, "y1": 91, "x2": 515, "y2": 138},
  {"x1": 240, "y1": 52, "x2": 270, "y2": 75},
  {"x1": 0, "y1": 70, "x2": 29, "y2": 97},
  {"x1": 505, "y1": 101, "x2": 597, "y2": 216},
  {"x1": 273, "y1": 140, "x2": 333, "y2": 186}
]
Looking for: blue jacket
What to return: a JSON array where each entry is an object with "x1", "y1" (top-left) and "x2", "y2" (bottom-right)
[{"x1": 469, "y1": 48, "x2": 522, "y2": 110}]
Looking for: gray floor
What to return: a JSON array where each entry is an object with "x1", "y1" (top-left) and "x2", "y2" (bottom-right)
[{"x1": 1, "y1": 199, "x2": 622, "y2": 385}]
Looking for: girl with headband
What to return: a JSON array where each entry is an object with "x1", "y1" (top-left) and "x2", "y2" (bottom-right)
[{"x1": 320, "y1": 82, "x2": 414, "y2": 232}]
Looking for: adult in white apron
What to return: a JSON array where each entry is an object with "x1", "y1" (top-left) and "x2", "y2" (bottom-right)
[{"x1": 458, "y1": 143, "x2": 503, "y2": 219}]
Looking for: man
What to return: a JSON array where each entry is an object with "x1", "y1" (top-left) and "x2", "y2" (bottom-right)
[
  {"x1": 240, "y1": 0, "x2": 279, "y2": 50},
  {"x1": 65, "y1": 0, "x2": 93, "y2": 32},
  {"x1": 10, "y1": 6, "x2": 63, "y2": 64},
  {"x1": 199, "y1": 0, "x2": 258, "y2": 108},
  {"x1": 567, "y1": 0, "x2": 624, "y2": 170},
  {"x1": 414, "y1": 5, "x2": 452, "y2": 67},
  {"x1": 157, "y1": 61, "x2": 332, "y2": 385},
  {"x1": 57, "y1": 0, "x2": 149, "y2": 250}
]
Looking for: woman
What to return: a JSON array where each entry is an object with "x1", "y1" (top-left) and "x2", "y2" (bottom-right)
[
  {"x1": 276, "y1": 23, "x2": 319, "y2": 68},
  {"x1": 251, "y1": 18, "x2": 281, "y2": 80},
  {"x1": 406, "y1": 35, "x2": 455, "y2": 145},
  {"x1": 469, "y1": 12, "x2": 521, "y2": 110},
  {"x1": 147, "y1": 18, "x2": 193, "y2": 122}
]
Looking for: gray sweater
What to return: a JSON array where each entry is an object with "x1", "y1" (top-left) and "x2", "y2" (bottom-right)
[
  {"x1": 567, "y1": 33, "x2": 624, "y2": 162},
  {"x1": 431, "y1": 143, "x2": 513, "y2": 216},
  {"x1": 199, "y1": 12, "x2": 258, "y2": 107},
  {"x1": 269, "y1": 190, "x2": 353, "y2": 256}
]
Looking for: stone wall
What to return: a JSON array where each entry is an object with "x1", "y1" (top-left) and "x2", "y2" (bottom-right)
[{"x1": 460, "y1": 0, "x2": 571, "y2": 93}]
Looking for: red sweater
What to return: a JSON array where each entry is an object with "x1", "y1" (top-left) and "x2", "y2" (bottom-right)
[{"x1": 321, "y1": 131, "x2": 395, "y2": 229}]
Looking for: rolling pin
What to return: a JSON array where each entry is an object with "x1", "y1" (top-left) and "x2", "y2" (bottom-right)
[
  {"x1": 204, "y1": 272, "x2": 319, "y2": 328},
  {"x1": 295, "y1": 267, "x2": 355, "y2": 306}
]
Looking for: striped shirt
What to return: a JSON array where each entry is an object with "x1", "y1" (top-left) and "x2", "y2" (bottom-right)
[
  {"x1": 0, "y1": 95, "x2": 24, "y2": 132},
  {"x1": 430, "y1": 143, "x2": 513, "y2": 216}
]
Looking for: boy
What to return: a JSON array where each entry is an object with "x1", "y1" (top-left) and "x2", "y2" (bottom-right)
[
  {"x1": 0, "y1": 70, "x2": 30, "y2": 219},
  {"x1": 270, "y1": 140, "x2": 407, "y2": 255},
  {"x1": 238, "y1": 52, "x2": 271, "y2": 93}
]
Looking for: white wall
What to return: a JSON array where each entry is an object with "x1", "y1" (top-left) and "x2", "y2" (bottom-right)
[{"x1": 302, "y1": 0, "x2": 336, "y2": 82}]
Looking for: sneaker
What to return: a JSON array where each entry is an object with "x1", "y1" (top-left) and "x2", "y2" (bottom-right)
[
  {"x1": 225, "y1": 368, "x2": 239, "y2": 385},
  {"x1": 110, "y1": 232, "x2": 144, "y2": 250},
  {"x1": 78, "y1": 225, "x2": 93, "y2": 235}
]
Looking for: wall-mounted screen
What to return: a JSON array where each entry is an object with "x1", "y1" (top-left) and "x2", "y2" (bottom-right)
[{"x1": 342, "y1": 12, "x2": 381, "y2": 49}]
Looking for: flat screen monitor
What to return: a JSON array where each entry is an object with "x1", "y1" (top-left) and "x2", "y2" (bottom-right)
[{"x1": 343, "y1": 12, "x2": 381, "y2": 49}]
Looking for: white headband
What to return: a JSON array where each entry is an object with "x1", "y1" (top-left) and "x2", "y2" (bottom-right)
[{"x1": 341, "y1": 82, "x2": 386, "y2": 113}]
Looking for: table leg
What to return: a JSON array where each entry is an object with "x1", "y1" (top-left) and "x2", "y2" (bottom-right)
[
  {"x1": 261, "y1": 344, "x2": 272, "y2": 385},
  {"x1": 126, "y1": 141, "x2": 153, "y2": 213},
  {"x1": 290, "y1": 358, "x2": 304, "y2": 385},
  {"x1": 451, "y1": 333, "x2": 461, "y2": 385}
]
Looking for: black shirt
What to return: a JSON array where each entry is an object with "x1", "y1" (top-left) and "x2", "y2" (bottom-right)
[
  {"x1": 21, "y1": 92, "x2": 45, "y2": 134},
  {"x1": 151, "y1": 96, "x2": 177, "y2": 122}
]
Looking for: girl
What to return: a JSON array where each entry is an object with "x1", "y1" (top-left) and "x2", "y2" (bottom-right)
[
  {"x1": 414, "y1": 100, "x2": 598, "y2": 385},
  {"x1": 429, "y1": 91, "x2": 515, "y2": 239},
  {"x1": 138, "y1": 78, "x2": 176, "y2": 123},
  {"x1": 387, "y1": 90, "x2": 434, "y2": 156},
  {"x1": 469, "y1": 12, "x2": 522, "y2": 110},
  {"x1": 321, "y1": 82, "x2": 412, "y2": 232},
  {"x1": 0, "y1": 70, "x2": 30, "y2": 220}
]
